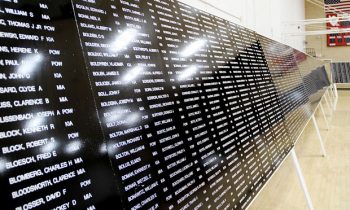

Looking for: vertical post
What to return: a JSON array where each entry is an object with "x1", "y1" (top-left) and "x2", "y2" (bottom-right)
[
  {"x1": 323, "y1": 94, "x2": 333, "y2": 114},
  {"x1": 326, "y1": 88, "x2": 335, "y2": 111},
  {"x1": 319, "y1": 103, "x2": 330, "y2": 130},
  {"x1": 331, "y1": 84, "x2": 338, "y2": 110},
  {"x1": 330, "y1": 85, "x2": 336, "y2": 100},
  {"x1": 291, "y1": 149, "x2": 314, "y2": 210},
  {"x1": 330, "y1": 84, "x2": 336, "y2": 98},
  {"x1": 311, "y1": 114, "x2": 327, "y2": 157},
  {"x1": 333, "y1": 83, "x2": 338, "y2": 99},
  {"x1": 326, "y1": 87, "x2": 331, "y2": 98}
]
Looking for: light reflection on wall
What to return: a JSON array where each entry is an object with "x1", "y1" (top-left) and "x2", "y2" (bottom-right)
[
  {"x1": 110, "y1": 28, "x2": 138, "y2": 52},
  {"x1": 41, "y1": 141, "x2": 57, "y2": 153},
  {"x1": 125, "y1": 112, "x2": 140, "y2": 125},
  {"x1": 178, "y1": 66, "x2": 197, "y2": 81},
  {"x1": 105, "y1": 110, "x2": 140, "y2": 126},
  {"x1": 180, "y1": 39, "x2": 207, "y2": 57},
  {"x1": 105, "y1": 107, "x2": 126, "y2": 123},
  {"x1": 25, "y1": 117, "x2": 45, "y2": 128},
  {"x1": 65, "y1": 140, "x2": 81, "y2": 154},
  {"x1": 201, "y1": 153, "x2": 221, "y2": 169},
  {"x1": 99, "y1": 143, "x2": 108, "y2": 155},
  {"x1": 290, "y1": 91, "x2": 304, "y2": 104},
  {"x1": 17, "y1": 54, "x2": 43, "y2": 74},
  {"x1": 0, "y1": 158, "x2": 7, "y2": 173},
  {"x1": 122, "y1": 66, "x2": 144, "y2": 84}
]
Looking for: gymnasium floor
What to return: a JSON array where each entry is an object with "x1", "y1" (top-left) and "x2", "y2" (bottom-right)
[{"x1": 250, "y1": 90, "x2": 350, "y2": 210}]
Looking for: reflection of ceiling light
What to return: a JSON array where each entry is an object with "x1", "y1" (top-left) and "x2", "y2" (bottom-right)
[
  {"x1": 109, "y1": 141, "x2": 119, "y2": 154},
  {"x1": 0, "y1": 158, "x2": 6, "y2": 173},
  {"x1": 110, "y1": 29, "x2": 138, "y2": 52},
  {"x1": 65, "y1": 141, "x2": 81, "y2": 154},
  {"x1": 99, "y1": 143, "x2": 108, "y2": 154},
  {"x1": 180, "y1": 39, "x2": 207, "y2": 57},
  {"x1": 26, "y1": 117, "x2": 44, "y2": 128},
  {"x1": 200, "y1": 153, "x2": 221, "y2": 168},
  {"x1": 290, "y1": 91, "x2": 304, "y2": 105},
  {"x1": 126, "y1": 112, "x2": 140, "y2": 125},
  {"x1": 18, "y1": 54, "x2": 43, "y2": 74},
  {"x1": 41, "y1": 141, "x2": 57, "y2": 153},
  {"x1": 302, "y1": 104, "x2": 312, "y2": 116},
  {"x1": 178, "y1": 66, "x2": 197, "y2": 81},
  {"x1": 105, "y1": 107, "x2": 125, "y2": 123},
  {"x1": 104, "y1": 107, "x2": 139, "y2": 126},
  {"x1": 122, "y1": 66, "x2": 144, "y2": 83}
]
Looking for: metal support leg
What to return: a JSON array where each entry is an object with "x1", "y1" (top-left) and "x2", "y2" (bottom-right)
[
  {"x1": 326, "y1": 87, "x2": 331, "y2": 98},
  {"x1": 291, "y1": 149, "x2": 314, "y2": 210},
  {"x1": 331, "y1": 84, "x2": 338, "y2": 111},
  {"x1": 326, "y1": 88, "x2": 335, "y2": 111},
  {"x1": 311, "y1": 114, "x2": 327, "y2": 157},
  {"x1": 323, "y1": 94, "x2": 333, "y2": 114},
  {"x1": 330, "y1": 85, "x2": 336, "y2": 100},
  {"x1": 333, "y1": 83, "x2": 338, "y2": 99},
  {"x1": 319, "y1": 103, "x2": 330, "y2": 130}
]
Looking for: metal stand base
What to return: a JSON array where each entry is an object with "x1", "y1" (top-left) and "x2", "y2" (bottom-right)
[
  {"x1": 319, "y1": 103, "x2": 329, "y2": 130},
  {"x1": 291, "y1": 149, "x2": 314, "y2": 210},
  {"x1": 323, "y1": 94, "x2": 333, "y2": 114},
  {"x1": 311, "y1": 114, "x2": 327, "y2": 157}
]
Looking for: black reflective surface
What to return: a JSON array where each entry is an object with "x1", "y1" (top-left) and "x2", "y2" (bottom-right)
[
  {"x1": 332, "y1": 62, "x2": 350, "y2": 83},
  {"x1": 0, "y1": 0, "x2": 329, "y2": 209}
]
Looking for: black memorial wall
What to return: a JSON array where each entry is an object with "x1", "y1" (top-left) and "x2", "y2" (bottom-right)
[
  {"x1": 332, "y1": 62, "x2": 350, "y2": 83},
  {"x1": 0, "y1": 0, "x2": 329, "y2": 210}
]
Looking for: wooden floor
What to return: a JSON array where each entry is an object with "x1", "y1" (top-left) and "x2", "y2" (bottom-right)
[{"x1": 249, "y1": 90, "x2": 350, "y2": 210}]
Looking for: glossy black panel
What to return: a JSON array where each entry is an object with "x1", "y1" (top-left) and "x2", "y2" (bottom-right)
[
  {"x1": 331, "y1": 62, "x2": 350, "y2": 83},
  {"x1": 0, "y1": 0, "x2": 120, "y2": 209},
  {"x1": 0, "y1": 0, "x2": 328, "y2": 210}
]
